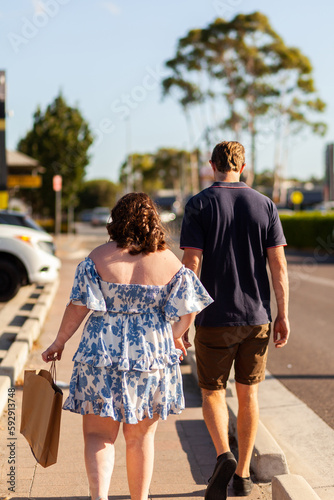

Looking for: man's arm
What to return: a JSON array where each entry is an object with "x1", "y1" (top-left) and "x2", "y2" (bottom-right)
[
  {"x1": 182, "y1": 248, "x2": 203, "y2": 277},
  {"x1": 267, "y1": 246, "x2": 290, "y2": 348}
]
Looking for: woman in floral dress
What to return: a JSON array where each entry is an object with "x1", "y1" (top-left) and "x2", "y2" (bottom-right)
[{"x1": 42, "y1": 192, "x2": 212, "y2": 500}]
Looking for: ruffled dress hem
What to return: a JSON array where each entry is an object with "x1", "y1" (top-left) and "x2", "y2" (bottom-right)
[
  {"x1": 63, "y1": 360, "x2": 185, "y2": 424},
  {"x1": 62, "y1": 396, "x2": 183, "y2": 423}
]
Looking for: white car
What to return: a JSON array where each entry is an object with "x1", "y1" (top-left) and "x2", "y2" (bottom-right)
[{"x1": 0, "y1": 211, "x2": 61, "y2": 302}]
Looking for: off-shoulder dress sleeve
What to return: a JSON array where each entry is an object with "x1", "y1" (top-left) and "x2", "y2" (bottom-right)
[
  {"x1": 163, "y1": 267, "x2": 213, "y2": 322},
  {"x1": 69, "y1": 257, "x2": 107, "y2": 311}
]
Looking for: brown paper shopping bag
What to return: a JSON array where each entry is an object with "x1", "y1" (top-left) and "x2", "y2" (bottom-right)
[{"x1": 20, "y1": 361, "x2": 63, "y2": 468}]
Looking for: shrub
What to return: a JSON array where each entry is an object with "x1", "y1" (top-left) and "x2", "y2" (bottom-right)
[{"x1": 280, "y1": 213, "x2": 334, "y2": 251}]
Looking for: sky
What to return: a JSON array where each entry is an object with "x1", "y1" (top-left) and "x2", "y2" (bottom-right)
[{"x1": 1, "y1": 0, "x2": 334, "y2": 183}]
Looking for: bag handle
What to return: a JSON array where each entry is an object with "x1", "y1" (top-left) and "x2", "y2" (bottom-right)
[{"x1": 49, "y1": 360, "x2": 57, "y2": 383}]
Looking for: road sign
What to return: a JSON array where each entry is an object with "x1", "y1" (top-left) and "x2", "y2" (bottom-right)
[
  {"x1": 53, "y1": 175, "x2": 62, "y2": 236},
  {"x1": 7, "y1": 175, "x2": 42, "y2": 188},
  {"x1": 0, "y1": 70, "x2": 7, "y2": 208},
  {"x1": 53, "y1": 175, "x2": 62, "y2": 192},
  {"x1": 290, "y1": 190, "x2": 304, "y2": 206},
  {"x1": 0, "y1": 190, "x2": 8, "y2": 209}
]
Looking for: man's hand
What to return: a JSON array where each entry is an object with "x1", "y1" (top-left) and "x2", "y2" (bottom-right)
[
  {"x1": 183, "y1": 329, "x2": 192, "y2": 349},
  {"x1": 273, "y1": 316, "x2": 290, "y2": 348}
]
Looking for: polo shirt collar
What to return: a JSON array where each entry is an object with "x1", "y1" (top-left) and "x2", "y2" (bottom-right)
[{"x1": 211, "y1": 181, "x2": 249, "y2": 188}]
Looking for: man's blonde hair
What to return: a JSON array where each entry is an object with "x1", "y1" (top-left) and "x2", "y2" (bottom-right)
[{"x1": 211, "y1": 141, "x2": 245, "y2": 173}]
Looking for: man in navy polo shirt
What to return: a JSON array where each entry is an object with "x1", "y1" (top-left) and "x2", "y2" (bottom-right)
[{"x1": 181, "y1": 141, "x2": 289, "y2": 499}]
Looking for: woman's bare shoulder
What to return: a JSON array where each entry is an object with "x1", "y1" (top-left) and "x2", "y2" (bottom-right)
[
  {"x1": 156, "y1": 249, "x2": 182, "y2": 272},
  {"x1": 88, "y1": 242, "x2": 118, "y2": 261}
]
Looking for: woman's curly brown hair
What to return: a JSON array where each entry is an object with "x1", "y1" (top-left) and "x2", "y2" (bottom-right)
[{"x1": 106, "y1": 192, "x2": 168, "y2": 255}]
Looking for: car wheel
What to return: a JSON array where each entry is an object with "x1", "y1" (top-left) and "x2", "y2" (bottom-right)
[{"x1": 0, "y1": 260, "x2": 22, "y2": 302}]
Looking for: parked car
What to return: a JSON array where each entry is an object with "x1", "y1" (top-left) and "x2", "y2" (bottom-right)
[
  {"x1": 160, "y1": 211, "x2": 176, "y2": 223},
  {"x1": 313, "y1": 201, "x2": 334, "y2": 213},
  {"x1": 91, "y1": 207, "x2": 111, "y2": 226},
  {"x1": 0, "y1": 211, "x2": 61, "y2": 302},
  {"x1": 79, "y1": 209, "x2": 94, "y2": 223}
]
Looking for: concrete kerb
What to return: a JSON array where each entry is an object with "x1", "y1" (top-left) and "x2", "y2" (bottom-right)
[
  {"x1": 0, "y1": 341, "x2": 29, "y2": 386},
  {"x1": 0, "y1": 278, "x2": 59, "y2": 416},
  {"x1": 0, "y1": 375, "x2": 11, "y2": 416},
  {"x1": 258, "y1": 372, "x2": 334, "y2": 499},
  {"x1": 16, "y1": 317, "x2": 41, "y2": 349},
  {"x1": 272, "y1": 475, "x2": 322, "y2": 500}
]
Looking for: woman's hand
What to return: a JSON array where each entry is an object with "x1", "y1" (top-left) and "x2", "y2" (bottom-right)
[
  {"x1": 174, "y1": 331, "x2": 192, "y2": 360},
  {"x1": 174, "y1": 337, "x2": 186, "y2": 360},
  {"x1": 42, "y1": 341, "x2": 64, "y2": 362}
]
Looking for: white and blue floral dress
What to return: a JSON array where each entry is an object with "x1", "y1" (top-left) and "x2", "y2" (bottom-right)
[{"x1": 63, "y1": 257, "x2": 213, "y2": 424}]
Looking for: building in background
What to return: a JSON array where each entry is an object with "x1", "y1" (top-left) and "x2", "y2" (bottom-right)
[
  {"x1": 6, "y1": 150, "x2": 44, "y2": 212},
  {"x1": 325, "y1": 144, "x2": 334, "y2": 202}
]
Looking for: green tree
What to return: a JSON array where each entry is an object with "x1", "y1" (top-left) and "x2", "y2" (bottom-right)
[
  {"x1": 162, "y1": 12, "x2": 326, "y2": 186},
  {"x1": 253, "y1": 169, "x2": 274, "y2": 188},
  {"x1": 304, "y1": 176, "x2": 324, "y2": 187},
  {"x1": 153, "y1": 148, "x2": 191, "y2": 191},
  {"x1": 119, "y1": 148, "x2": 196, "y2": 197},
  {"x1": 77, "y1": 179, "x2": 121, "y2": 211},
  {"x1": 18, "y1": 93, "x2": 93, "y2": 215},
  {"x1": 119, "y1": 153, "x2": 156, "y2": 193}
]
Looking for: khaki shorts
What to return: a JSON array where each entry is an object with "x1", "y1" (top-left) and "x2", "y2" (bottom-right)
[{"x1": 195, "y1": 324, "x2": 271, "y2": 390}]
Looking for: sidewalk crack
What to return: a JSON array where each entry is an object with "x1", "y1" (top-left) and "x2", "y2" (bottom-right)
[{"x1": 28, "y1": 462, "x2": 38, "y2": 497}]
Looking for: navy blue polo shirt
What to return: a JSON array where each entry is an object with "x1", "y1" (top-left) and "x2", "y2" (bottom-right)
[{"x1": 180, "y1": 182, "x2": 286, "y2": 327}]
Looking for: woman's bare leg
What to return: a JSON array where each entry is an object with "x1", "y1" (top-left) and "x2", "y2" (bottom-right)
[
  {"x1": 123, "y1": 415, "x2": 159, "y2": 500},
  {"x1": 83, "y1": 414, "x2": 120, "y2": 500}
]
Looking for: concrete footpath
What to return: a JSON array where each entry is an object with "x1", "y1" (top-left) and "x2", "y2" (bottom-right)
[{"x1": 0, "y1": 236, "x2": 333, "y2": 499}]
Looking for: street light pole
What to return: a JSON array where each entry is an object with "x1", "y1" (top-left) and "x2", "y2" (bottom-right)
[
  {"x1": 125, "y1": 117, "x2": 133, "y2": 193},
  {"x1": 0, "y1": 70, "x2": 8, "y2": 209}
]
